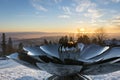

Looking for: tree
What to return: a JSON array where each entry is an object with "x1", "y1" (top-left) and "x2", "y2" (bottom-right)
[
  {"x1": 111, "y1": 38, "x2": 117, "y2": 46},
  {"x1": 7, "y1": 37, "x2": 13, "y2": 54},
  {"x1": 44, "y1": 39, "x2": 49, "y2": 45},
  {"x1": 92, "y1": 38, "x2": 97, "y2": 44},
  {"x1": 18, "y1": 42, "x2": 24, "y2": 53},
  {"x1": 59, "y1": 37, "x2": 64, "y2": 44},
  {"x1": 82, "y1": 35, "x2": 90, "y2": 44},
  {"x1": 69, "y1": 36, "x2": 74, "y2": 42},
  {"x1": 49, "y1": 40, "x2": 52, "y2": 44},
  {"x1": 1, "y1": 33, "x2": 6, "y2": 56},
  {"x1": 77, "y1": 35, "x2": 90, "y2": 44},
  {"x1": 94, "y1": 27, "x2": 107, "y2": 45},
  {"x1": 64, "y1": 36, "x2": 68, "y2": 43},
  {"x1": 77, "y1": 36, "x2": 83, "y2": 43}
]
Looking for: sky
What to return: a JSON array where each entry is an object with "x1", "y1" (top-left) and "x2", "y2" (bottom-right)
[{"x1": 0, "y1": 0, "x2": 120, "y2": 33}]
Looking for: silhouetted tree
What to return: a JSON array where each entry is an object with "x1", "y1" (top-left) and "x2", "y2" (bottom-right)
[
  {"x1": 111, "y1": 38, "x2": 117, "y2": 46},
  {"x1": 59, "y1": 37, "x2": 64, "y2": 44},
  {"x1": 92, "y1": 38, "x2": 97, "y2": 44},
  {"x1": 77, "y1": 35, "x2": 90, "y2": 44},
  {"x1": 1, "y1": 33, "x2": 6, "y2": 56},
  {"x1": 7, "y1": 37, "x2": 13, "y2": 54},
  {"x1": 59, "y1": 36, "x2": 69, "y2": 45},
  {"x1": 77, "y1": 36, "x2": 83, "y2": 43},
  {"x1": 94, "y1": 27, "x2": 107, "y2": 45},
  {"x1": 83, "y1": 35, "x2": 90, "y2": 44},
  {"x1": 69, "y1": 36, "x2": 74, "y2": 42},
  {"x1": 44, "y1": 39, "x2": 49, "y2": 45},
  {"x1": 49, "y1": 40, "x2": 52, "y2": 44},
  {"x1": 64, "y1": 36, "x2": 68, "y2": 43},
  {"x1": 18, "y1": 42, "x2": 24, "y2": 53}
]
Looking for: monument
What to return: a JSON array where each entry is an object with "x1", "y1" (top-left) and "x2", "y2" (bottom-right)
[{"x1": 7, "y1": 43, "x2": 120, "y2": 80}]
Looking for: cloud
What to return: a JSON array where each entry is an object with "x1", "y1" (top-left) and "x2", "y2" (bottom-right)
[
  {"x1": 29, "y1": 0, "x2": 117, "y2": 23},
  {"x1": 115, "y1": 16, "x2": 120, "y2": 20},
  {"x1": 88, "y1": 9, "x2": 103, "y2": 18},
  {"x1": 100, "y1": 0, "x2": 120, "y2": 4},
  {"x1": 30, "y1": 0, "x2": 62, "y2": 12},
  {"x1": 58, "y1": 15, "x2": 70, "y2": 18},
  {"x1": 111, "y1": 0, "x2": 120, "y2": 3},
  {"x1": 54, "y1": 0, "x2": 62, "y2": 3},
  {"x1": 62, "y1": 6, "x2": 71, "y2": 15},
  {"x1": 32, "y1": 3, "x2": 48, "y2": 12},
  {"x1": 111, "y1": 16, "x2": 120, "y2": 27},
  {"x1": 75, "y1": 0, "x2": 96, "y2": 12},
  {"x1": 84, "y1": 9, "x2": 103, "y2": 23},
  {"x1": 98, "y1": 19, "x2": 107, "y2": 23},
  {"x1": 76, "y1": 21, "x2": 84, "y2": 24},
  {"x1": 114, "y1": 20, "x2": 120, "y2": 24},
  {"x1": 31, "y1": 0, "x2": 62, "y2": 12}
]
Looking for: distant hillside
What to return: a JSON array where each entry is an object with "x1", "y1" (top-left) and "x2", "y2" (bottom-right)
[
  {"x1": 0, "y1": 32, "x2": 120, "y2": 41},
  {"x1": 107, "y1": 33, "x2": 120, "y2": 39},
  {"x1": 15, "y1": 36, "x2": 62, "y2": 46},
  {"x1": 0, "y1": 32, "x2": 67, "y2": 40}
]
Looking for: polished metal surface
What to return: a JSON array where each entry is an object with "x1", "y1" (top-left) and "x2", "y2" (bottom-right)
[{"x1": 7, "y1": 43, "x2": 120, "y2": 80}]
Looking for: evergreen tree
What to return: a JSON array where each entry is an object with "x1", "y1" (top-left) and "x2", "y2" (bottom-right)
[
  {"x1": 1, "y1": 33, "x2": 6, "y2": 56},
  {"x1": 7, "y1": 37, "x2": 13, "y2": 54},
  {"x1": 18, "y1": 42, "x2": 24, "y2": 53}
]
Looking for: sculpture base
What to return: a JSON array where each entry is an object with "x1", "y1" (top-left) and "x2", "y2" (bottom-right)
[{"x1": 46, "y1": 74, "x2": 92, "y2": 80}]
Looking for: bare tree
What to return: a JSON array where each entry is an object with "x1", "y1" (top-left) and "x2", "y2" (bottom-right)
[
  {"x1": 77, "y1": 35, "x2": 90, "y2": 44},
  {"x1": 94, "y1": 27, "x2": 107, "y2": 45},
  {"x1": 69, "y1": 36, "x2": 74, "y2": 42}
]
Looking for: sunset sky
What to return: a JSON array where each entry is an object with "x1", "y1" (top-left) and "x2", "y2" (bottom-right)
[{"x1": 0, "y1": 0, "x2": 120, "y2": 33}]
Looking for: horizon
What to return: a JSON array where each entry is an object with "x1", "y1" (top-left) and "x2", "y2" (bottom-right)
[
  {"x1": 0, "y1": 0, "x2": 120, "y2": 33},
  {"x1": 0, "y1": 31, "x2": 120, "y2": 40},
  {"x1": 0, "y1": 31, "x2": 120, "y2": 33}
]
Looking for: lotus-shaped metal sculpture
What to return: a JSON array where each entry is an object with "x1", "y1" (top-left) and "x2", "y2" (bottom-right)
[{"x1": 7, "y1": 43, "x2": 120, "y2": 80}]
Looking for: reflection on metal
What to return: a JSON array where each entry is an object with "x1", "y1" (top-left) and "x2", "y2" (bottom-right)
[
  {"x1": 45, "y1": 74, "x2": 92, "y2": 80},
  {"x1": 7, "y1": 43, "x2": 120, "y2": 80}
]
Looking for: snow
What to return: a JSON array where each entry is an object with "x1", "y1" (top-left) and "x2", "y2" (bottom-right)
[
  {"x1": 91, "y1": 71, "x2": 120, "y2": 80},
  {"x1": 0, "y1": 59, "x2": 51, "y2": 80},
  {"x1": 1, "y1": 59, "x2": 120, "y2": 80}
]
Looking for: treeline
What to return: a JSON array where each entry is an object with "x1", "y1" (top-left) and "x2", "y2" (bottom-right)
[
  {"x1": 58, "y1": 28, "x2": 120, "y2": 46},
  {"x1": 0, "y1": 33, "x2": 23, "y2": 57},
  {"x1": 58, "y1": 34, "x2": 105, "y2": 45}
]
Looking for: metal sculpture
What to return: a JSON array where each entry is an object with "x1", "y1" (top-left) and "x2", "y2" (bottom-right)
[{"x1": 7, "y1": 43, "x2": 120, "y2": 80}]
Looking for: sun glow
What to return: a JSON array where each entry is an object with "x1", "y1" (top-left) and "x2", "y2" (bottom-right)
[{"x1": 80, "y1": 28, "x2": 85, "y2": 32}]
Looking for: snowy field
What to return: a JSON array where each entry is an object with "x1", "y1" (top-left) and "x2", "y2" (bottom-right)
[{"x1": 0, "y1": 60, "x2": 120, "y2": 80}]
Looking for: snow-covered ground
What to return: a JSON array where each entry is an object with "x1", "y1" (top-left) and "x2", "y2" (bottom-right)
[
  {"x1": 0, "y1": 59, "x2": 51, "y2": 80},
  {"x1": 0, "y1": 59, "x2": 120, "y2": 80}
]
